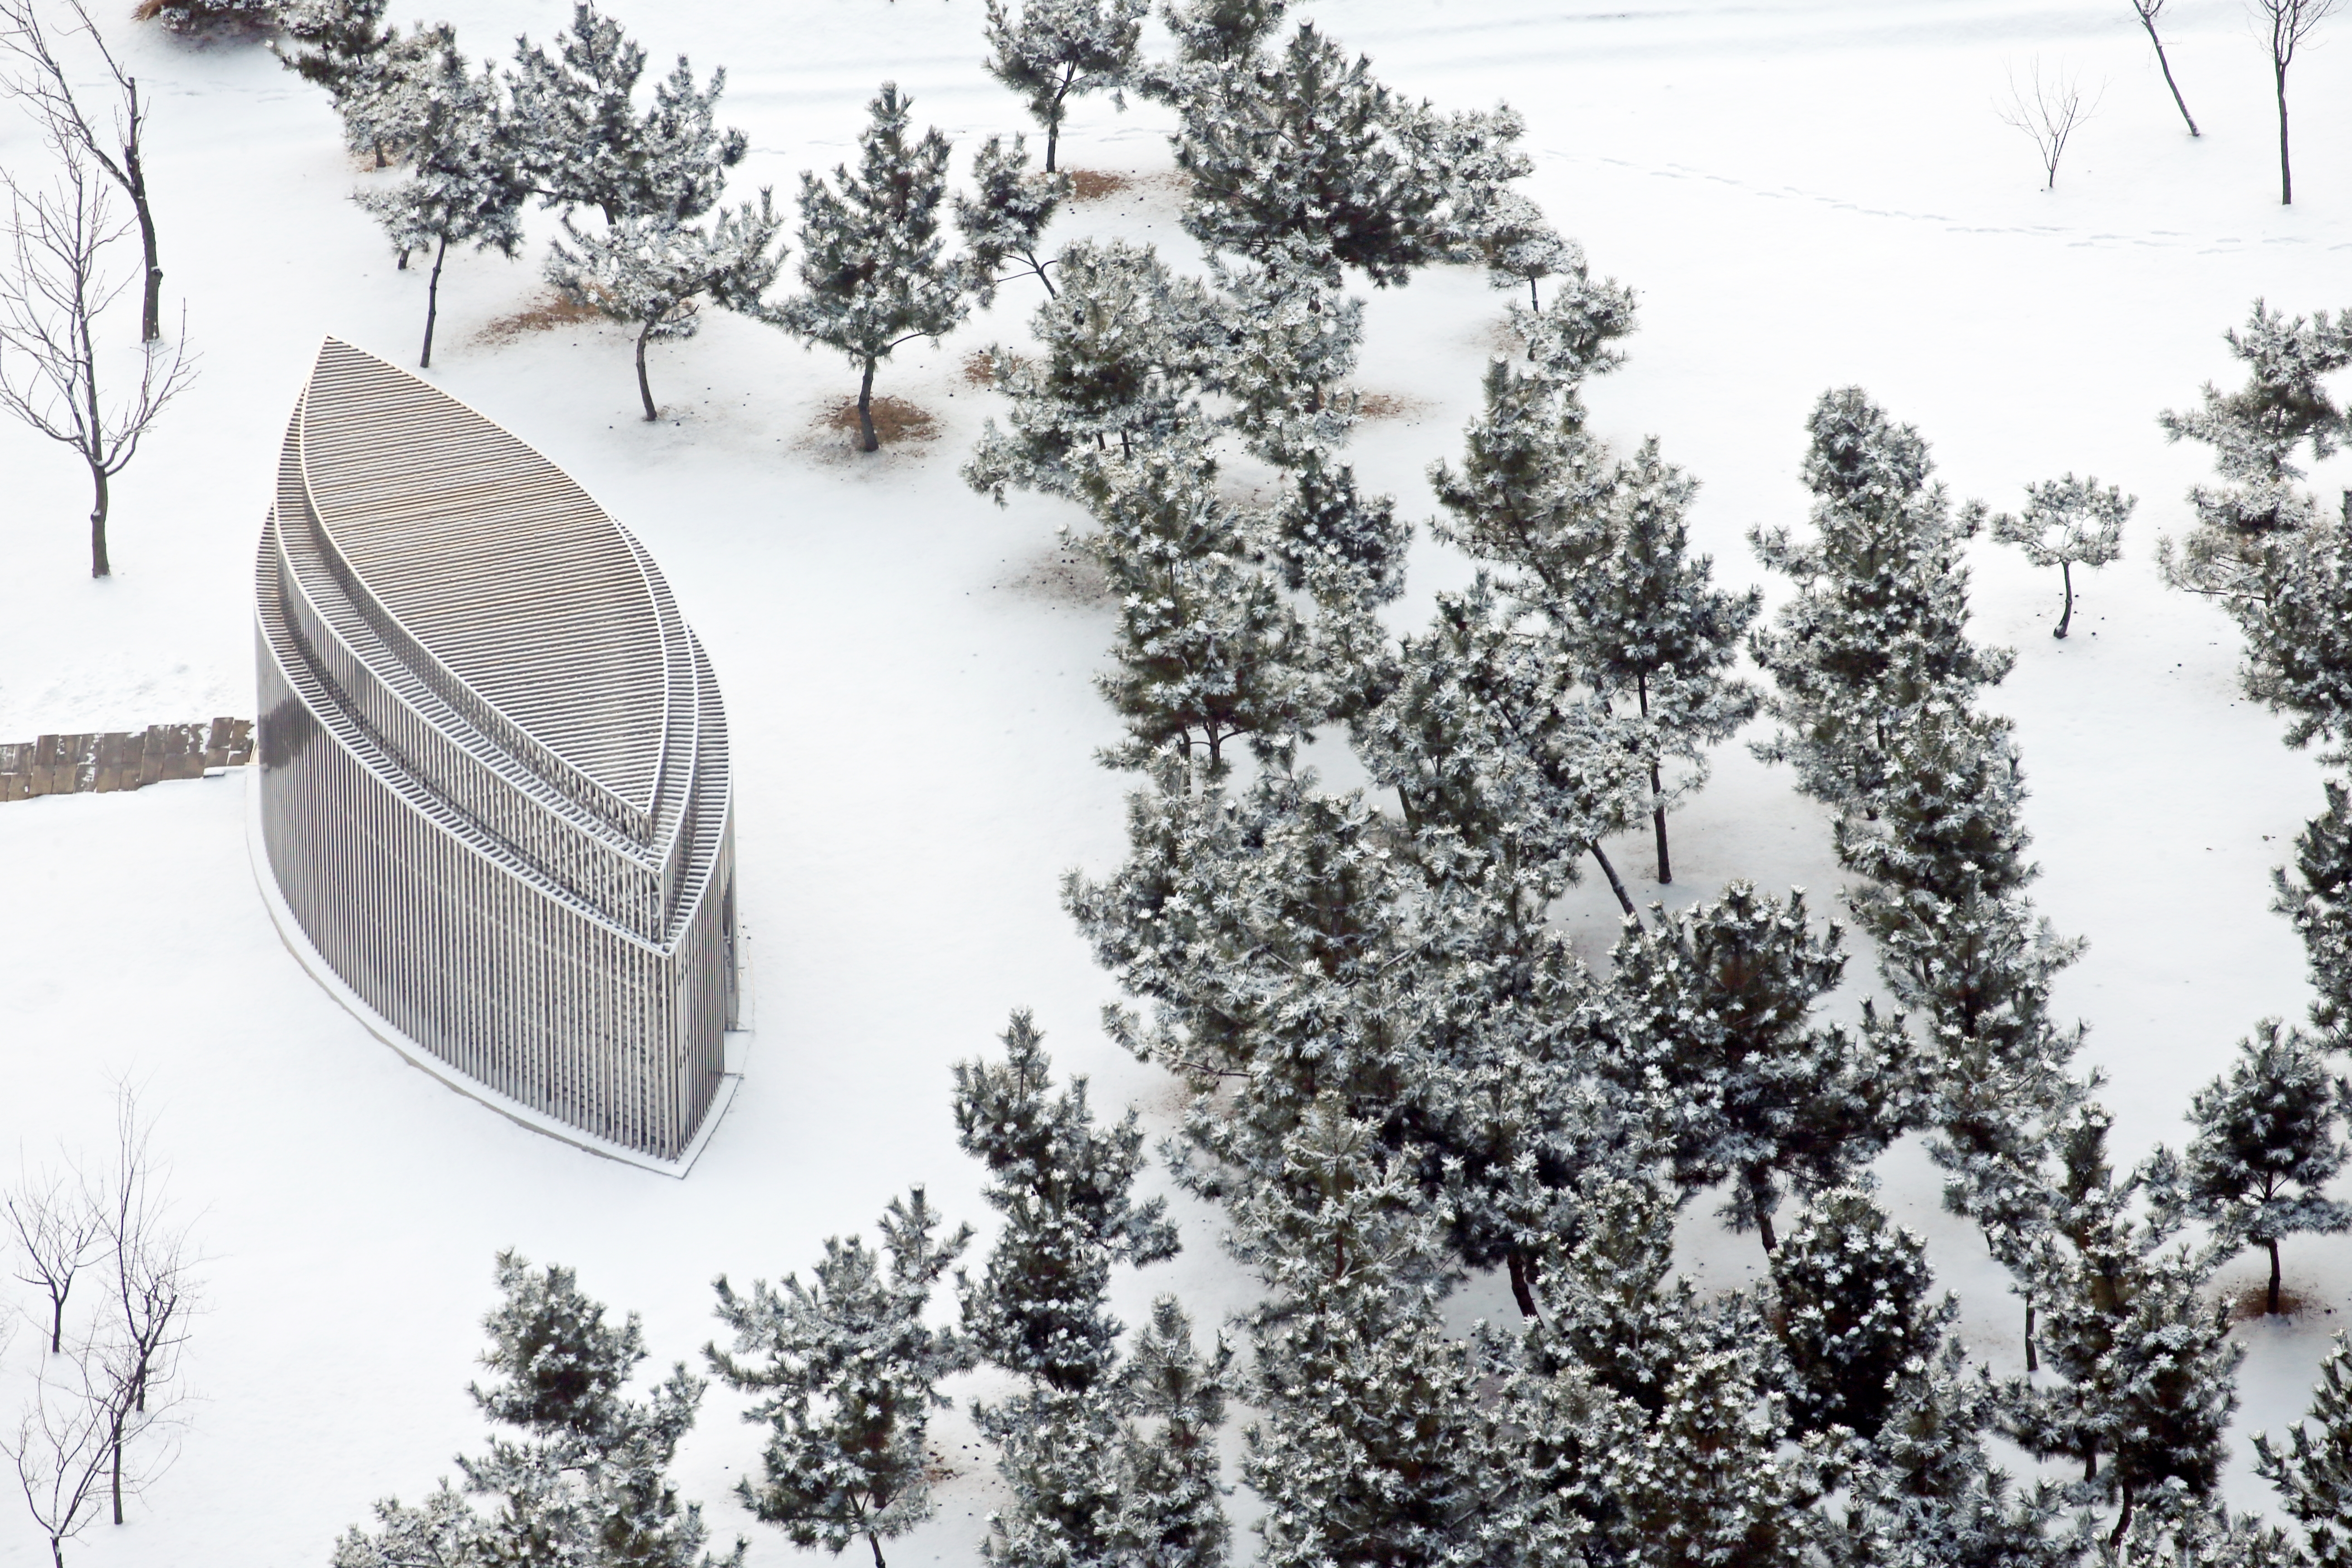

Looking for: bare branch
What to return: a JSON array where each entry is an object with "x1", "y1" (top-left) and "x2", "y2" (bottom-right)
[
  {"x1": 6, "y1": 1163, "x2": 105, "y2": 1357},
  {"x1": 2252, "y1": 0, "x2": 2339, "y2": 203},
  {"x1": 3, "y1": 1343, "x2": 111, "y2": 1568}
]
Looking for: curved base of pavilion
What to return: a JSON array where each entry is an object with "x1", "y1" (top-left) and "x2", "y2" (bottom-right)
[{"x1": 244, "y1": 770, "x2": 750, "y2": 1178}]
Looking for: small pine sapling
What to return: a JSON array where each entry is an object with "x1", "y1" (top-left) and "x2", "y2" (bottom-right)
[
  {"x1": 2150, "y1": 1020, "x2": 2351, "y2": 1316},
  {"x1": 2256, "y1": 1332, "x2": 2352, "y2": 1568},
  {"x1": 982, "y1": 0, "x2": 1146, "y2": 174},
  {"x1": 1769, "y1": 1187, "x2": 1953, "y2": 1441},
  {"x1": 1605, "y1": 882, "x2": 1915, "y2": 1252},
  {"x1": 1990, "y1": 474, "x2": 2131, "y2": 638},
  {"x1": 771, "y1": 83, "x2": 969, "y2": 453},
  {"x1": 354, "y1": 38, "x2": 530, "y2": 368},
  {"x1": 1465, "y1": 189, "x2": 1568, "y2": 309},
  {"x1": 707, "y1": 1191, "x2": 973, "y2": 1568},
  {"x1": 952, "y1": 1009, "x2": 1179, "y2": 1393},
  {"x1": 505, "y1": 1, "x2": 747, "y2": 224},
  {"x1": 545, "y1": 194, "x2": 786, "y2": 421},
  {"x1": 954, "y1": 134, "x2": 1066, "y2": 303}
]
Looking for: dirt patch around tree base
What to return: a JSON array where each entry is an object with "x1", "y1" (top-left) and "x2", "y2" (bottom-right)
[
  {"x1": 1064, "y1": 169, "x2": 1135, "y2": 202},
  {"x1": 817, "y1": 395, "x2": 940, "y2": 449},
  {"x1": 2227, "y1": 1280, "x2": 2322, "y2": 1323},
  {"x1": 476, "y1": 291, "x2": 607, "y2": 346}
]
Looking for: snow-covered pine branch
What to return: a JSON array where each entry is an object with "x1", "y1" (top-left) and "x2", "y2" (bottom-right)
[
  {"x1": 982, "y1": 0, "x2": 1144, "y2": 175},
  {"x1": 545, "y1": 192, "x2": 786, "y2": 420}
]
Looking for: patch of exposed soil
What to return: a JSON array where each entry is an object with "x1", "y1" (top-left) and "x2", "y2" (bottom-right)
[
  {"x1": 1064, "y1": 168, "x2": 1135, "y2": 202},
  {"x1": 963, "y1": 348, "x2": 1027, "y2": 387},
  {"x1": 996, "y1": 540, "x2": 1113, "y2": 607},
  {"x1": 818, "y1": 395, "x2": 940, "y2": 448},
  {"x1": 1354, "y1": 390, "x2": 1431, "y2": 422},
  {"x1": 2228, "y1": 1281, "x2": 2319, "y2": 1323},
  {"x1": 476, "y1": 291, "x2": 606, "y2": 345}
]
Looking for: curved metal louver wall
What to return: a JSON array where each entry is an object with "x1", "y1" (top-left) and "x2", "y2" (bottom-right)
[{"x1": 255, "y1": 338, "x2": 737, "y2": 1162}]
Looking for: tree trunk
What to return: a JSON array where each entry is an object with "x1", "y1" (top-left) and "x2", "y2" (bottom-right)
[
  {"x1": 2024, "y1": 1301, "x2": 2038, "y2": 1373},
  {"x1": 2269, "y1": 1237, "x2": 2283, "y2": 1315},
  {"x1": 856, "y1": 356, "x2": 879, "y2": 452},
  {"x1": 2110, "y1": 1483, "x2": 2134, "y2": 1548},
  {"x1": 420, "y1": 234, "x2": 449, "y2": 368},
  {"x1": 2083, "y1": 1444, "x2": 2097, "y2": 1481},
  {"x1": 1589, "y1": 841, "x2": 1638, "y2": 923},
  {"x1": 2276, "y1": 66, "x2": 2293, "y2": 205},
  {"x1": 111, "y1": 1426, "x2": 122, "y2": 1524},
  {"x1": 88, "y1": 462, "x2": 111, "y2": 579},
  {"x1": 1507, "y1": 1251, "x2": 1538, "y2": 1319},
  {"x1": 1749, "y1": 1166, "x2": 1778, "y2": 1252},
  {"x1": 867, "y1": 1531, "x2": 887, "y2": 1568},
  {"x1": 635, "y1": 319, "x2": 659, "y2": 421},
  {"x1": 122, "y1": 104, "x2": 162, "y2": 344},
  {"x1": 1638, "y1": 678, "x2": 1670, "y2": 882},
  {"x1": 2138, "y1": 17, "x2": 2200, "y2": 136}
]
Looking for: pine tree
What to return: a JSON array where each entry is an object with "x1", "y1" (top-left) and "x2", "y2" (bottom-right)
[
  {"x1": 982, "y1": 0, "x2": 1146, "y2": 173},
  {"x1": 544, "y1": 195, "x2": 786, "y2": 421},
  {"x1": 355, "y1": 37, "x2": 531, "y2": 368},
  {"x1": 1165, "y1": 17, "x2": 1528, "y2": 287},
  {"x1": 274, "y1": 0, "x2": 398, "y2": 161},
  {"x1": 954, "y1": 1009, "x2": 1179, "y2": 1393},
  {"x1": 706, "y1": 1190, "x2": 974, "y2": 1568},
  {"x1": 1990, "y1": 475, "x2": 2132, "y2": 640},
  {"x1": 2232, "y1": 507, "x2": 2352, "y2": 761},
  {"x1": 771, "y1": 84, "x2": 970, "y2": 453},
  {"x1": 1571, "y1": 438, "x2": 1761, "y2": 883},
  {"x1": 2150, "y1": 1020, "x2": 2351, "y2": 1316},
  {"x1": 1750, "y1": 388, "x2": 2011, "y2": 808},
  {"x1": 334, "y1": 1251, "x2": 742, "y2": 1568},
  {"x1": 1209, "y1": 256, "x2": 1363, "y2": 467},
  {"x1": 2157, "y1": 300, "x2": 2352, "y2": 578},
  {"x1": 1231, "y1": 1100, "x2": 1516, "y2": 1568},
  {"x1": 1465, "y1": 190, "x2": 1569, "y2": 310},
  {"x1": 505, "y1": 2, "x2": 747, "y2": 223},
  {"x1": 964, "y1": 239, "x2": 1220, "y2": 503},
  {"x1": 2254, "y1": 1332, "x2": 2352, "y2": 1568},
  {"x1": 955, "y1": 134, "x2": 1067, "y2": 304},
  {"x1": 1081, "y1": 447, "x2": 1318, "y2": 773},
  {"x1": 2273, "y1": 779, "x2": 2352, "y2": 1034},
  {"x1": 1602, "y1": 882, "x2": 1916, "y2": 1251},
  {"x1": 1112, "y1": 1298, "x2": 1231, "y2": 1568},
  {"x1": 1769, "y1": 1187, "x2": 1952, "y2": 1441},
  {"x1": 978, "y1": 1387, "x2": 1128, "y2": 1568}
]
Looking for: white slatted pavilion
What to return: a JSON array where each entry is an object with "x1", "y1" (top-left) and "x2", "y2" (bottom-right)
[{"x1": 255, "y1": 338, "x2": 738, "y2": 1164}]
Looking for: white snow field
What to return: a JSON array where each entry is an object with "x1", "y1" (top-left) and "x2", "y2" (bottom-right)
[{"x1": 4, "y1": 0, "x2": 2352, "y2": 1559}]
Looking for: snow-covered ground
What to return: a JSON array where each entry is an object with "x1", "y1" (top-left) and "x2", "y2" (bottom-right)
[{"x1": 3, "y1": 0, "x2": 2352, "y2": 1559}]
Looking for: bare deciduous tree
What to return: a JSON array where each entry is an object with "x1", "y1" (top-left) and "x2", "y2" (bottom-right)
[
  {"x1": 2130, "y1": 0, "x2": 2200, "y2": 136},
  {"x1": 1, "y1": 0, "x2": 166, "y2": 343},
  {"x1": 1998, "y1": 60, "x2": 2102, "y2": 191},
  {"x1": 2254, "y1": 0, "x2": 2337, "y2": 204},
  {"x1": 92, "y1": 1086, "x2": 192, "y2": 1526},
  {"x1": 5, "y1": 1166, "x2": 104, "y2": 1356},
  {"x1": 0, "y1": 148, "x2": 194, "y2": 578},
  {"x1": 3, "y1": 1345, "x2": 110, "y2": 1568}
]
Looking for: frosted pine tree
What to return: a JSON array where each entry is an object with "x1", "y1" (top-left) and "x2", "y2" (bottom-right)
[
  {"x1": 953, "y1": 1009, "x2": 1179, "y2": 1392},
  {"x1": 955, "y1": 135, "x2": 1067, "y2": 303},
  {"x1": 274, "y1": 0, "x2": 405, "y2": 165},
  {"x1": 1750, "y1": 389, "x2": 2010, "y2": 808},
  {"x1": 772, "y1": 84, "x2": 969, "y2": 453},
  {"x1": 1209, "y1": 256, "x2": 1363, "y2": 467},
  {"x1": 982, "y1": 0, "x2": 1146, "y2": 173},
  {"x1": 1231, "y1": 1100, "x2": 1518, "y2": 1568},
  {"x1": 506, "y1": 2, "x2": 747, "y2": 223},
  {"x1": 1769, "y1": 1187, "x2": 1953, "y2": 1441},
  {"x1": 2274, "y1": 780, "x2": 2352, "y2": 1034},
  {"x1": 1572, "y1": 439, "x2": 1760, "y2": 883},
  {"x1": 1465, "y1": 190, "x2": 1568, "y2": 309},
  {"x1": 706, "y1": 1190, "x2": 974, "y2": 1568},
  {"x1": 2147, "y1": 1020, "x2": 2351, "y2": 1317},
  {"x1": 354, "y1": 39, "x2": 530, "y2": 367},
  {"x1": 1990, "y1": 475, "x2": 2132, "y2": 639},
  {"x1": 544, "y1": 195, "x2": 786, "y2": 421},
  {"x1": 2255, "y1": 1333, "x2": 2352, "y2": 1568},
  {"x1": 335, "y1": 1251, "x2": 742, "y2": 1568},
  {"x1": 964, "y1": 240, "x2": 1220, "y2": 502},
  {"x1": 2157, "y1": 299, "x2": 2352, "y2": 601},
  {"x1": 1111, "y1": 1298, "x2": 1231, "y2": 1568},
  {"x1": 1080, "y1": 448, "x2": 1318, "y2": 773},
  {"x1": 1603, "y1": 882, "x2": 1916, "y2": 1251}
]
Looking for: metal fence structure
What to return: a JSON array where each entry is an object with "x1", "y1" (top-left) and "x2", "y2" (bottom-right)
[{"x1": 255, "y1": 338, "x2": 738, "y2": 1163}]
